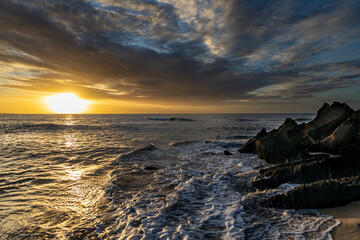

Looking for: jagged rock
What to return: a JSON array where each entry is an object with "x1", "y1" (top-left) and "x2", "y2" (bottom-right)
[
  {"x1": 305, "y1": 102, "x2": 354, "y2": 142},
  {"x1": 244, "y1": 102, "x2": 360, "y2": 210},
  {"x1": 318, "y1": 110, "x2": 360, "y2": 153},
  {"x1": 239, "y1": 129, "x2": 267, "y2": 154},
  {"x1": 254, "y1": 145, "x2": 360, "y2": 190},
  {"x1": 255, "y1": 119, "x2": 308, "y2": 163},
  {"x1": 144, "y1": 166, "x2": 159, "y2": 171},
  {"x1": 253, "y1": 155, "x2": 331, "y2": 189},
  {"x1": 223, "y1": 150, "x2": 232, "y2": 155},
  {"x1": 240, "y1": 102, "x2": 354, "y2": 163},
  {"x1": 261, "y1": 176, "x2": 360, "y2": 209}
]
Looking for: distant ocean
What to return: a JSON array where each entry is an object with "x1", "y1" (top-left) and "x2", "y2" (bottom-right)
[{"x1": 0, "y1": 113, "x2": 340, "y2": 239}]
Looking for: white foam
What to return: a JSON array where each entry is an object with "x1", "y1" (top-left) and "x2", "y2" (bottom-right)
[{"x1": 100, "y1": 141, "x2": 340, "y2": 239}]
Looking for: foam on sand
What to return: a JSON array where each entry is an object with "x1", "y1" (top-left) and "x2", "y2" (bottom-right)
[{"x1": 321, "y1": 200, "x2": 360, "y2": 240}]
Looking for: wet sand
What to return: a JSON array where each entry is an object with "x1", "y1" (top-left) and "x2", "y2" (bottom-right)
[{"x1": 320, "y1": 201, "x2": 360, "y2": 240}]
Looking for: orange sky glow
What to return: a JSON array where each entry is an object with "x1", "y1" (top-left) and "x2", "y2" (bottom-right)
[{"x1": 1, "y1": 1, "x2": 360, "y2": 113}]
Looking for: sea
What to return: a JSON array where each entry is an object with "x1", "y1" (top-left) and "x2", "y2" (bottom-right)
[{"x1": 0, "y1": 113, "x2": 340, "y2": 239}]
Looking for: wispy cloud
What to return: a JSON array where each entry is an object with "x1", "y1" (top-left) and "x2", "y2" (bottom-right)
[{"x1": 1, "y1": 0, "x2": 360, "y2": 109}]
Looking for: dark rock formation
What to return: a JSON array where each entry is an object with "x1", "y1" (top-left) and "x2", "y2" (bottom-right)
[
  {"x1": 254, "y1": 145, "x2": 360, "y2": 190},
  {"x1": 243, "y1": 102, "x2": 360, "y2": 209},
  {"x1": 169, "y1": 117, "x2": 195, "y2": 122},
  {"x1": 305, "y1": 102, "x2": 353, "y2": 142},
  {"x1": 253, "y1": 155, "x2": 332, "y2": 189},
  {"x1": 255, "y1": 119, "x2": 309, "y2": 163},
  {"x1": 257, "y1": 144, "x2": 360, "y2": 209},
  {"x1": 223, "y1": 150, "x2": 232, "y2": 155},
  {"x1": 239, "y1": 129, "x2": 267, "y2": 154},
  {"x1": 318, "y1": 110, "x2": 360, "y2": 153},
  {"x1": 240, "y1": 102, "x2": 356, "y2": 164},
  {"x1": 262, "y1": 176, "x2": 360, "y2": 209},
  {"x1": 144, "y1": 166, "x2": 159, "y2": 171}
]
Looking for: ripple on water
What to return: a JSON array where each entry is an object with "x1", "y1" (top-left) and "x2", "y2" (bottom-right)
[{"x1": 0, "y1": 113, "x2": 331, "y2": 239}]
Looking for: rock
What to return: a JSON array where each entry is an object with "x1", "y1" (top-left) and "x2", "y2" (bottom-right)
[
  {"x1": 253, "y1": 155, "x2": 331, "y2": 189},
  {"x1": 223, "y1": 150, "x2": 232, "y2": 155},
  {"x1": 254, "y1": 145, "x2": 360, "y2": 190},
  {"x1": 261, "y1": 176, "x2": 360, "y2": 209},
  {"x1": 318, "y1": 110, "x2": 360, "y2": 153},
  {"x1": 169, "y1": 117, "x2": 195, "y2": 121},
  {"x1": 240, "y1": 102, "x2": 354, "y2": 163},
  {"x1": 340, "y1": 144, "x2": 360, "y2": 160},
  {"x1": 254, "y1": 142, "x2": 360, "y2": 209},
  {"x1": 305, "y1": 102, "x2": 353, "y2": 142},
  {"x1": 355, "y1": 131, "x2": 360, "y2": 145},
  {"x1": 238, "y1": 129, "x2": 267, "y2": 154},
  {"x1": 243, "y1": 102, "x2": 360, "y2": 210},
  {"x1": 255, "y1": 118, "x2": 308, "y2": 163},
  {"x1": 144, "y1": 166, "x2": 159, "y2": 171}
]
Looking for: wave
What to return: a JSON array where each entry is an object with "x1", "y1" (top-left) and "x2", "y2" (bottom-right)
[
  {"x1": 0, "y1": 122, "x2": 141, "y2": 133},
  {"x1": 115, "y1": 144, "x2": 157, "y2": 162},
  {"x1": 145, "y1": 117, "x2": 195, "y2": 122},
  {"x1": 222, "y1": 135, "x2": 251, "y2": 140},
  {"x1": 222, "y1": 126, "x2": 258, "y2": 131},
  {"x1": 235, "y1": 118, "x2": 258, "y2": 122},
  {"x1": 100, "y1": 141, "x2": 338, "y2": 239},
  {"x1": 204, "y1": 140, "x2": 244, "y2": 148},
  {"x1": 169, "y1": 140, "x2": 200, "y2": 147},
  {"x1": 295, "y1": 117, "x2": 313, "y2": 122},
  {"x1": 0, "y1": 122, "x2": 103, "y2": 133}
]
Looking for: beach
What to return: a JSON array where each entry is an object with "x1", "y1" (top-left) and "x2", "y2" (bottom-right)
[{"x1": 321, "y1": 200, "x2": 360, "y2": 240}]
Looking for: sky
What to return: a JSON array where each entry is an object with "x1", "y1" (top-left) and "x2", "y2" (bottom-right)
[{"x1": 1, "y1": 0, "x2": 360, "y2": 113}]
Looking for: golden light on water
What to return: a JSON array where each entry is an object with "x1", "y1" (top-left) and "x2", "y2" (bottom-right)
[
  {"x1": 45, "y1": 93, "x2": 90, "y2": 114},
  {"x1": 65, "y1": 168, "x2": 83, "y2": 181}
]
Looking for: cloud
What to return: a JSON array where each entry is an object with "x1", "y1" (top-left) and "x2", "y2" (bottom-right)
[{"x1": 0, "y1": 0, "x2": 360, "y2": 108}]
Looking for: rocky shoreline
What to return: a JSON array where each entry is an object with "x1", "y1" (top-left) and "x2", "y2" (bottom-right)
[{"x1": 240, "y1": 102, "x2": 360, "y2": 209}]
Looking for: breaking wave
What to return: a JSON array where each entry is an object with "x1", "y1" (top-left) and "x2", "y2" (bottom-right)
[
  {"x1": 96, "y1": 141, "x2": 339, "y2": 239},
  {"x1": 1, "y1": 113, "x2": 337, "y2": 239},
  {"x1": 0, "y1": 122, "x2": 141, "y2": 133}
]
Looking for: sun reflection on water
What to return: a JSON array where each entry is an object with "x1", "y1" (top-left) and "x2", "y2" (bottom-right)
[
  {"x1": 65, "y1": 116, "x2": 74, "y2": 126},
  {"x1": 65, "y1": 168, "x2": 83, "y2": 181},
  {"x1": 64, "y1": 135, "x2": 75, "y2": 148}
]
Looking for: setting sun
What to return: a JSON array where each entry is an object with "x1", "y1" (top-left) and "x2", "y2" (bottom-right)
[{"x1": 45, "y1": 93, "x2": 90, "y2": 114}]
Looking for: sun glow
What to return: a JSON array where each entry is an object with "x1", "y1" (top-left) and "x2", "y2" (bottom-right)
[{"x1": 46, "y1": 93, "x2": 90, "y2": 114}]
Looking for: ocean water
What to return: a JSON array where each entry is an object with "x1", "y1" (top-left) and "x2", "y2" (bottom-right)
[{"x1": 0, "y1": 113, "x2": 340, "y2": 239}]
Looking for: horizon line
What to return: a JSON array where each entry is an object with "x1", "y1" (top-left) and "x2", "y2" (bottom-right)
[{"x1": 0, "y1": 112, "x2": 316, "y2": 115}]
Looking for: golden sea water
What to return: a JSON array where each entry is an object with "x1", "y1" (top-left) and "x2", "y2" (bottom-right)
[{"x1": 0, "y1": 113, "x2": 339, "y2": 239}]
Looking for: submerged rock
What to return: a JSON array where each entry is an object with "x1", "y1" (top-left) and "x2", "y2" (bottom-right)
[
  {"x1": 223, "y1": 150, "x2": 232, "y2": 155},
  {"x1": 144, "y1": 166, "x2": 159, "y2": 171},
  {"x1": 169, "y1": 117, "x2": 195, "y2": 122}
]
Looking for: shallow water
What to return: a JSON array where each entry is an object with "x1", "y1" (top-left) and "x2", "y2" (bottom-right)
[{"x1": 0, "y1": 113, "x2": 339, "y2": 239}]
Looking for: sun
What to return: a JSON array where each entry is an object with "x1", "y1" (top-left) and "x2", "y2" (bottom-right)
[{"x1": 45, "y1": 93, "x2": 90, "y2": 114}]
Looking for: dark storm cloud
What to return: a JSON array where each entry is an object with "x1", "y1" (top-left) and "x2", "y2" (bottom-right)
[{"x1": 1, "y1": 0, "x2": 360, "y2": 104}]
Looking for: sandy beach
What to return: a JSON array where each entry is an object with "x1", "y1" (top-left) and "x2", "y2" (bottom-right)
[{"x1": 321, "y1": 200, "x2": 360, "y2": 240}]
